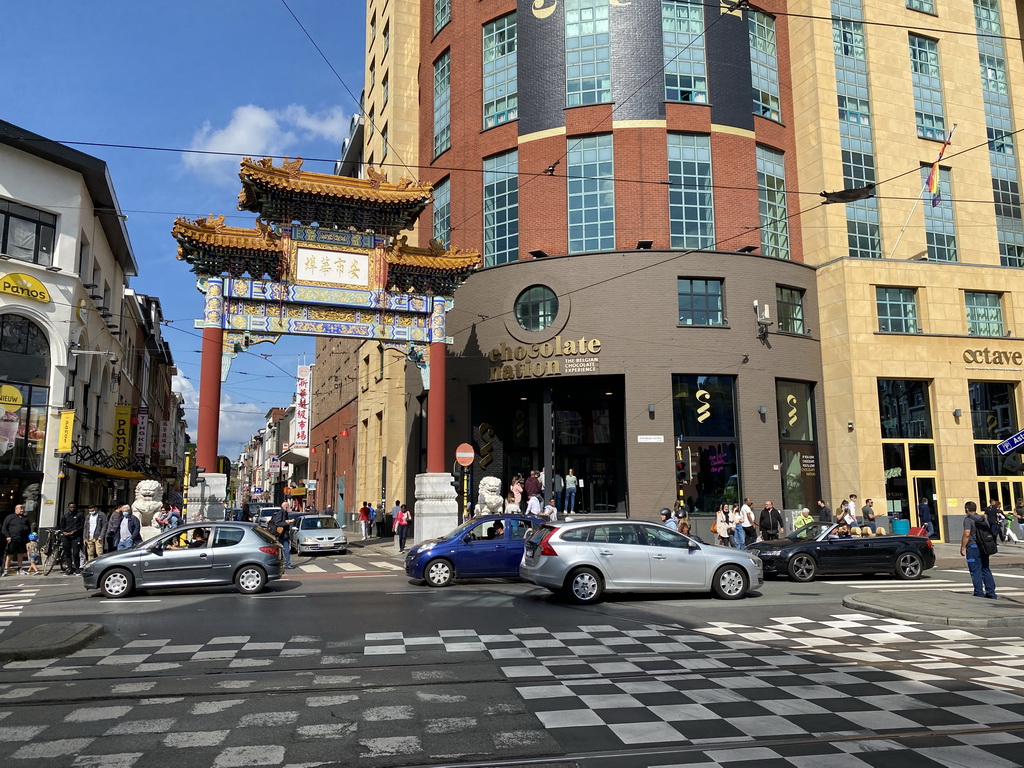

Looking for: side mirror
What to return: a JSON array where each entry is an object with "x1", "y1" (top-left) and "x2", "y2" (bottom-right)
[
  {"x1": 687, "y1": 540, "x2": 700, "y2": 551},
  {"x1": 462, "y1": 535, "x2": 474, "y2": 544}
]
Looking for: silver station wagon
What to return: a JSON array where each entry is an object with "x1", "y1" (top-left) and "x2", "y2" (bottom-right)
[
  {"x1": 521, "y1": 519, "x2": 764, "y2": 603},
  {"x1": 82, "y1": 522, "x2": 284, "y2": 598}
]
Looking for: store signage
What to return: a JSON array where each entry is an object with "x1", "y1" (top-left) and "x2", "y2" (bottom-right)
[
  {"x1": 269, "y1": 455, "x2": 281, "y2": 472},
  {"x1": 57, "y1": 410, "x2": 75, "y2": 453},
  {"x1": 962, "y1": 347, "x2": 1023, "y2": 366},
  {"x1": 159, "y1": 420, "x2": 171, "y2": 458},
  {"x1": 486, "y1": 336, "x2": 602, "y2": 381},
  {"x1": 113, "y1": 405, "x2": 131, "y2": 457},
  {"x1": 135, "y1": 406, "x2": 149, "y2": 457},
  {"x1": 0, "y1": 273, "x2": 50, "y2": 303},
  {"x1": 997, "y1": 428, "x2": 1024, "y2": 456},
  {"x1": 637, "y1": 435, "x2": 664, "y2": 443},
  {"x1": 0, "y1": 385, "x2": 23, "y2": 413},
  {"x1": 294, "y1": 365, "x2": 310, "y2": 447}
]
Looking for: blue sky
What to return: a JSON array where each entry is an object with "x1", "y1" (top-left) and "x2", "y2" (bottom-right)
[{"x1": 2, "y1": 1, "x2": 365, "y2": 457}]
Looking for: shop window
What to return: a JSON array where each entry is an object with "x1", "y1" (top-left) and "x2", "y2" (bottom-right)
[
  {"x1": 0, "y1": 200, "x2": 56, "y2": 266},
  {"x1": 876, "y1": 286, "x2": 919, "y2": 333},
  {"x1": 969, "y1": 381, "x2": 1017, "y2": 440},
  {"x1": 776, "y1": 286, "x2": 805, "y2": 334},
  {"x1": 677, "y1": 278, "x2": 724, "y2": 326},
  {"x1": 514, "y1": 285, "x2": 558, "y2": 332},
  {"x1": 672, "y1": 375, "x2": 739, "y2": 514},
  {"x1": 0, "y1": 315, "x2": 49, "y2": 473},
  {"x1": 776, "y1": 380, "x2": 819, "y2": 511},
  {"x1": 878, "y1": 379, "x2": 932, "y2": 439}
]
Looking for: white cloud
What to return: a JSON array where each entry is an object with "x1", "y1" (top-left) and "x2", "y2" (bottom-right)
[
  {"x1": 183, "y1": 104, "x2": 348, "y2": 185},
  {"x1": 173, "y1": 374, "x2": 266, "y2": 458}
]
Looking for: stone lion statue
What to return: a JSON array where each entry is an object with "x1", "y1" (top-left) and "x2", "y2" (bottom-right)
[
  {"x1": 132, "y1": 479, "x2": 164, "y2": 526},
  {"x1": 473, "y1": 476, "x2": 504, "y2": 517}
]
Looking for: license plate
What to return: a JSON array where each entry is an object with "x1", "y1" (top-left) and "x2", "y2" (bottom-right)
[{"x1": 319, "y1": 542, "x2": 336, "y2": 548}]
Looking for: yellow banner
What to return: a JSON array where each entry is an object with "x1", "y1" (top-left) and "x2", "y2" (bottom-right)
[
  {"x1": 57, "y1": 410, "x2": 75, "y2": 453},
  {"x1": 113, "y1": 405, "x2": 132, "y2": 458}
]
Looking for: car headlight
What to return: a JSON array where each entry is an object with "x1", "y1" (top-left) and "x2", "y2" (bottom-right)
[{"x1": 301, "y1": 537, "x2": 317, "y2": 544}]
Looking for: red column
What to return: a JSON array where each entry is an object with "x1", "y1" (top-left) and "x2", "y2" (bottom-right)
[
  {"x1": 196, "y1": 325, "x2": 223, "y2": 473},
  {"x1": 427, "y1": 341, "x2": 446, "y2": 473}
]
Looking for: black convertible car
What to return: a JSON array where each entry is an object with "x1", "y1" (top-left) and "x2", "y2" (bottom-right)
[{"x1": 747, "y1": 522, "x2": 935, "y2": 582}]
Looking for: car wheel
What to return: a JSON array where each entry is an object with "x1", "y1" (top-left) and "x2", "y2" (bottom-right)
[
  {"x1": 894, "y1": 552, "x2": 924, "y2": 580},
  {"x1": 712, "y1": 565, "x2": 749, "y2": 600},
  {"x1": 100, "y1": 568, "x2": 134, "y2": 599},
  {"x1": 566, "y1": 567, "x2": 603, "y2": 604},
  {"x1": 235, "y1": 565, "x2": 267, "y2": 594},
  {"x1": 788, "y1": 554, "x2": 818, "y2": 583},
  {"x1": 425, "y1": 558, "x2": 454, "y2": 587}
]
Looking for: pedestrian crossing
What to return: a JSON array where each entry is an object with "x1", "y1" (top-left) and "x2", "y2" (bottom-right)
[
  {"x1": 292, "y1": 559, "x2": 403, "y2": 574},
  {"x1": 0, "y1": 589, "x2": 39, "y2": 640},
  {"x1": 819, "y1": 577, "x2": 1024, "y2": 593}
]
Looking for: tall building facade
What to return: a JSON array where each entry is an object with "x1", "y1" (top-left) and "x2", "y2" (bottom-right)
[{"x1": 324, "y1": 0, "x2": 1024, "y2": 537}]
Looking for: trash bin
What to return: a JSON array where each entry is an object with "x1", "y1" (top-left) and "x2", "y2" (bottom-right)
[{"x1": 891, "y1": 518, "x2": 910, "y2": 535}]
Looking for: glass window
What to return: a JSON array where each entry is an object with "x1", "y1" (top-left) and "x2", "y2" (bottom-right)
[
  {"x1": 906, "y1": 0, "x2": 936, "y2": 13},
  {"x1": 483, "y1": 150, "x2": 519, "y2": 267},
  {"x1": 749, "y1": 12, "x2": 781, "y2": 122},
  {"x1": 776, "y1": 380, "x2": 815, "y2": 442},
  {"x1": 0, "y1": 200, "x2": 56, "y2": 266},
  {"x1": 878, "y1": 379, "x2": 933, "y2": 439},
  {"x1": 776, "y1": 286, "x2": 805, "y2": 334},
  {"x1": 381, "y1": 73, "x2": 389, "y2": 107},
  {"x1": 382, "y1": 21, "x2": 390, "y2": 56},
  {"x1": 432, "y1": 177, "x2": 450, "y2": 249},
  {"x1": 672, "y1": 375, "x2": 739, "y2": 514},
  {"x1": 567, "y1": 134, "x2": 615, "y2": 253},
  {"x1": 483, "y1": 13, "x2": 518, "y2": 129},
  {"x1": 920, "y1": 165, "x2": 957, "y2": 261},
  {"x1": 677, "y1": 278, "x2": 724, "y2": 327},
  {"x1": 514, "y1": 285, "x2": 559, "y2": 332},
  {"x1": 433, "y1": 50, "x2": 451, "y2": 157},
  {"x1": 909, "y1": 34, "x2": 946, "y2": 140},
  {"x1": 0, "y1": 315, "x2": 49, "y2": 474},
  {"x1": 969, "y1": 381, "x2": 1017, "y2": 440},
  {"x1": 673, "y1": 375, "x2": 737, "y2": 439},
  {"x1": 667, "y1": 134, "x2": 714, "y2": 249},
  {"x1": 908, "y1": 443, "x2": 936, "y2": 471},
  {"x1": 965, "y1": 291, "x2": 1004, "y2": 337},
  {"x1": 876, "y1": 287, "x2": 918, "y2": 333},
  {"x1": 776, "y1": 380, "x2": 819, "y2": 512},
  {"x1": 642, "y1": 525, "x2": 689, "y2": 548},
  {"x1": 590, "y1": 524, "x2": 639, "y2": 545},
  {"x1": 756, "y1": 146, "x2": 790, "y2": 259},
  {"x1": 212, "y1": 528, "x2": 245, "y2": 548},
  {"x1": 565, "y1": 0, "x2": 611, "y2": 107},
  {"x1": 434, "y1": 0, "x2": 451, "y2": 34},
  {"x1": 663, "y1": 0, "x2": 707, "y2": 103}
]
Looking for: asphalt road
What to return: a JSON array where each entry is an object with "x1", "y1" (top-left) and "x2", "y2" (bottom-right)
[{"x1": 2, "y1": 551, "x2": 1024, "y2": 768}]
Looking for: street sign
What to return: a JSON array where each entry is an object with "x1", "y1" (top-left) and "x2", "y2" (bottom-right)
[
  {"x1": 997, "y1": 428, "x2": 1024, "y2": 455},
  {"x1": 455, "y1": 443, "x2": 475, "y2": 467}
]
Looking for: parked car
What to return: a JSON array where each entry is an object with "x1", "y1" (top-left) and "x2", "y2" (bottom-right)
[
  {"x1": 81, "y1": 522, "x2": 284, "y2": 599},
  {"x1": 290, "y1": 514, "x2": 347, "y2": 555},
  {"x1": 747, "y1": 521, "x2": 935, "y2": 582},
  {"x1": 405, "y1": 514, "x2": 544, "y2": 586},
  {"x1": 520, "y1": 519, "x2": 763, "y2": 603}
]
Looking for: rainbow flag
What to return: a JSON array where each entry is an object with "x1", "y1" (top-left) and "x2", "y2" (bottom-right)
[{"x1": 927, "y1": 126, "x2": 956, "y2": 207}]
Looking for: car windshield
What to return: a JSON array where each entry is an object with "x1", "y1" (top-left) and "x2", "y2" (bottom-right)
[
  {"x1": 785, "y1": 521, "x2": 835, "y2": 541},
  {"x1": 436, "y1": 519, "x2": 483, "y2": 541},
  {"x1": 301, "y1": 517, "x2": 340, "y2": 530}
]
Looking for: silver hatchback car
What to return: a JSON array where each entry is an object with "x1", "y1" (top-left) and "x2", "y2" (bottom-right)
[
  {"x1": 290, "y1": 515, "x2": 348, "y2": 555},
  {"x1": 520, "y1": 519, "x2": 763, "y2": 603},
  {"x1": 82, "y1": 522, "x2": 284, "y2": 598}
]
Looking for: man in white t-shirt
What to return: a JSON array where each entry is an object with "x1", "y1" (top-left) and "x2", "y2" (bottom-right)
[{"x1": 543, "y1": 497, "x2": 558, "y2": 522}]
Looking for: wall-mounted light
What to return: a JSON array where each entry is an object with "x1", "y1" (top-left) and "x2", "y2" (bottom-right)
[
  {"x1": 758, "y1": 405, "x2": 768, "y2": 416},
  {"x1": 647, "y1": 403, "x2": 655, "y2": 414},
  {"x1": 953, "y1": 408, "x2": 963, "y2": 418},
  {"x1": 340, "y1": 428, "x2": 349, "y2": 437},
  {"x1": 528, "y1": 249, "x2": 549, "y2": 259},
  {"x1": 45, "y1": 265, "x2": 62, "y2": 272},
  {"x1": 82, "y1": 283, "x2": 97, "y2": 289},
  {"x1": 847, "y1": 421, "x2": 855, "y2": 432},
  {"x1": 636, "y1": 240, "x2": 653, "y2": 249}
]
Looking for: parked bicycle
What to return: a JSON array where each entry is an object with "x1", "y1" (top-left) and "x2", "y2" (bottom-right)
[{"x1": 41, "y1": 528, "x2": 79, "y2": 575}]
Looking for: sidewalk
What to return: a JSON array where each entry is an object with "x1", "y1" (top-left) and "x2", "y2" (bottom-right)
[
  {"x1": 930, "y1": 540, "x2": 1024, "y2": 569},
  {"x1": 346, "y1": 535, "x2": 404, "y2": 558}
]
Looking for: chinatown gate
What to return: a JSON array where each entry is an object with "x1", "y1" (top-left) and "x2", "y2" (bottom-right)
[{"x1": 172, "y1": 157, "x2": 479, "y2": 539}]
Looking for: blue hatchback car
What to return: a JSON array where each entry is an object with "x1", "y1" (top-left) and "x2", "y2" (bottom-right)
[{"x1": 404, "y1": 514, "x2": 543, "y2": 586}]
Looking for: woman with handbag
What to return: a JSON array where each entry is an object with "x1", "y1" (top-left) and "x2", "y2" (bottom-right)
[{"x1": 715, "y1": 504, "x2": 731, "y2": 547}]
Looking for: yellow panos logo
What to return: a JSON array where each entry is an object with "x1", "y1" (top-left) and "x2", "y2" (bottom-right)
[
  {"x1": 0, "y1": 273, "x2": 50, "y2": 303},
  {"x1": 695, "y1": 389, "x2": 711, "y2": 423},
  {"x1": 0, "y1": 385, "x2": 23, "y2": 413}
]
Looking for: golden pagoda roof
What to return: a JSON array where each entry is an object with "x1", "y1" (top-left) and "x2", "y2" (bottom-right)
[
  {"x1": 171, "y1": 215, "x2": 279, "y2": 251},
  {"x1": 238, "y1": 157, "x2": 433, "y2": 221},
  {"x1": 386, "y1": 235, "x2": 482, "y2": 272}
]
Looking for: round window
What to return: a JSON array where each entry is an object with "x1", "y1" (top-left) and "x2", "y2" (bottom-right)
[{"x1": 514, "y1": 285, "x2": 559, "y2": 332}]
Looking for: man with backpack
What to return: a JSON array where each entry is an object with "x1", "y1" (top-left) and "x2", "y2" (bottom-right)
[{"x1": 961, "y1": 500, "x2": 998, "y2": 599}]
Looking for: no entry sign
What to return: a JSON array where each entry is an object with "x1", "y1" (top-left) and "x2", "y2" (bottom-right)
[{"x1": 455, "y1": 443, "x2": 475, "y2": 467}]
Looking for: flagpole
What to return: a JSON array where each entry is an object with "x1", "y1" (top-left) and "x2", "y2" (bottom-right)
[{"x1": 886, "y1": 124, "x2": 956, "y2": 259}]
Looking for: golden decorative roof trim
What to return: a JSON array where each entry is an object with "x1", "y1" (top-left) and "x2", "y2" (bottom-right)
[
  {"x1": 388, "y1": 235, "x2": 481, "y2": 271},
  {"x1": 172, "y1": 216, "x2": 280, "y2": 252},
  {"x1": 238, "y1": 157, "x2": 433, "y2": 207}
]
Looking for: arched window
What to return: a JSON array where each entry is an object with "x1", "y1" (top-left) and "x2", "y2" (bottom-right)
[{"x1": 0, "y1": 314, "x2": 50, "y2": 472}]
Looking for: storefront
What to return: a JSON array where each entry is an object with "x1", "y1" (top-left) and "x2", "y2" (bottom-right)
[{"x1": 444, "y1": 249, "x2": 829, "y2": 520}]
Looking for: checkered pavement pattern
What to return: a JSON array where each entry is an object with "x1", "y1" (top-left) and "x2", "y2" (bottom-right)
[{"x1": 0, "y1": 589, "x2": 38, "y2": 641}]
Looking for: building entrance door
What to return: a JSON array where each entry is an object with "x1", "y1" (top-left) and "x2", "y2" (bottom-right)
[{"x1": 911, "y1": 476, "x2": 941, "y2": 541}]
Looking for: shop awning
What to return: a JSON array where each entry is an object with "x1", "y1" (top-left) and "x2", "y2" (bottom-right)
[{"x1": 68, "y1": 463, "x2": 152, "y2": 481}]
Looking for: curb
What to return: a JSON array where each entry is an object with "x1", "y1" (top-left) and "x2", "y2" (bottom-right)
[
  {"x1": 0, "y1": 622, "x2": 106, "y2": 661},
  {"x1": 842, "y1": 593, "x2": 1024, "y2": 628}
]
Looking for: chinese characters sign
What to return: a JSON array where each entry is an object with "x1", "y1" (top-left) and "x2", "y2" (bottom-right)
[
  {"x1": 294, "y1": 365, "x2": 310, "y2": 447},
  {"x1": 159, "y1": 420, "x2": 171, "y2": 458},
  {"x1": 295, "y1": 247, "x2": 369, "y2": 287}
]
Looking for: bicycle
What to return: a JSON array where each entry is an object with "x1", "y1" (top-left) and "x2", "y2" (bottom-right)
[{"x1": 42, "y1": 529, "x2": 78, "y2": 575}]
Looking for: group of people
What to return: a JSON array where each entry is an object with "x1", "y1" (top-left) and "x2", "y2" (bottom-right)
[
  {"x1": 507, "y1": 468, "x2": 580, "y2": 518},
  {"x1": 357, "y1": 500, "x2": 412, "y2": 551},
  {"x1": 983, "y1": 498, "x2": 1022, "y2": 545},
  {"x1": 706, "y1": 498, "x2": 787, "y2": 549}
]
